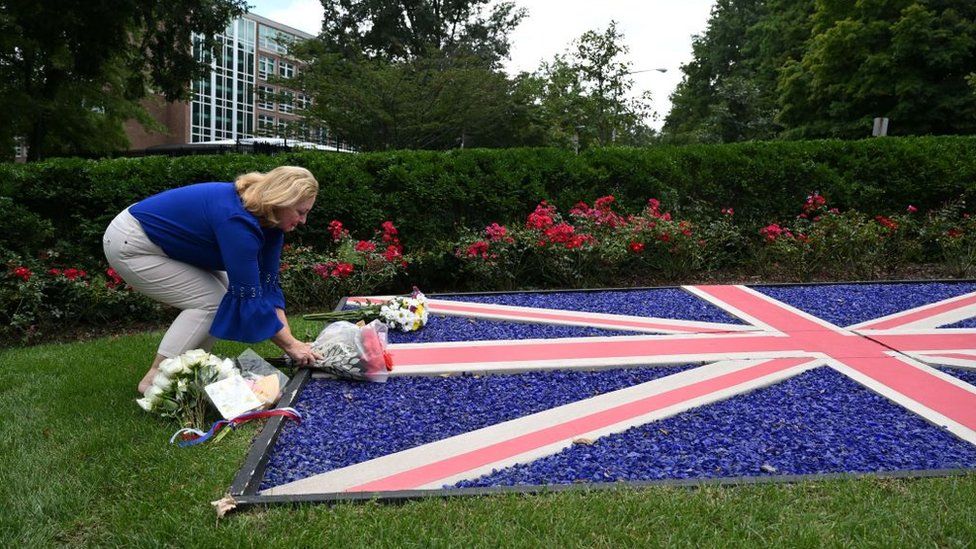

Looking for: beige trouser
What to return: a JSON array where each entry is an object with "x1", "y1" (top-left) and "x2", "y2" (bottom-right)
[{"x1": 102, "y1": 208, "x2": 229, "y2": 358}]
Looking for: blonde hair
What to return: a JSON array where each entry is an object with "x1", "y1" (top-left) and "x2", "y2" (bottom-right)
[{"x1": 235, "y1": 166, "x2": 319, "y2": 226}]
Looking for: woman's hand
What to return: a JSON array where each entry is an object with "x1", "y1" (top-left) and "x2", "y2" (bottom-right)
[{"x1": 285, "y1": 341, "x2": 322, "y2": 367}]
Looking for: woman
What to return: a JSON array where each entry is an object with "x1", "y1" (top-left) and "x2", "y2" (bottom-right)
[{"x1": 103, "y1": 166, "x2": 322, "y2": 393}]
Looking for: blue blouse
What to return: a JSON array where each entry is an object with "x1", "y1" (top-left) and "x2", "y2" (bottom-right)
[{"x1": 129, "y1": 182, "x2": 285, "y2": 343}]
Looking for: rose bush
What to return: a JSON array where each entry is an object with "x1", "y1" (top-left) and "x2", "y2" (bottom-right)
[{"x1": 279, "y1": 219, "x2": 410, "y2": 309}]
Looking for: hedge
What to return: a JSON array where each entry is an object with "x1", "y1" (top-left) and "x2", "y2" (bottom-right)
[{"x1": 2, "y1": 136, "x2": 975, "y2": 263}]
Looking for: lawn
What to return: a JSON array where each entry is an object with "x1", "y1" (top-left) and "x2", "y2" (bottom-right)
[{"x1": 2, "y1": 316, "x2": 976, "y2": 547}]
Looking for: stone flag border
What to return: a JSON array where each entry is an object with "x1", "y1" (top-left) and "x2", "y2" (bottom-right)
[{"x1": 228, "y1": 279, "x2": 976, "y2": 508}]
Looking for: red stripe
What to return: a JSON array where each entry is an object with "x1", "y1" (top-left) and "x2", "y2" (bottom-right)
[
  {"x1": 350, "y1": 296, "x2": 735, "y2": 333},
  {"x1": 348, "y1": 358, "x2": 812, "y2": 492},
  {"x1": 869, "y1": 333, "x2": 976, "y2": 352},
  {"x1": 841, "y1": 356, "x2": 976, "y2": 430},
  {"x1": 388, "y1": 334, "x2": 797, "y2": 368}
]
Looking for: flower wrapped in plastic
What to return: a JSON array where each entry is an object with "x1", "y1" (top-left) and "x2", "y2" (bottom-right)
[{"x1": 305, "y1": 319, "x2": 393, "y2": 382}]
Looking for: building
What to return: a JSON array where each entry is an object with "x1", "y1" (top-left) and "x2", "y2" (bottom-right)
[{"x1": 125, "y1": 13, "x2": 349, "y2": 152}]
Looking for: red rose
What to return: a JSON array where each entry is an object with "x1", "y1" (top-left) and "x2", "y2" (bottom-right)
[
  {"x1": 12, "y1": 266, "x2": 32, "y2": 282},
  {"x1": 355, "y1": 240, "x2": 377, "y2": 253},
  {"x1": 628, "y1": 241, "x2": 645, "y2": 253},
  {"x1": 484, "y1": 223, "x2": 508, "y2": 241},
  {"x1": 332, "y1": 262, "x2": 355, "y2": 278},
  {"x1": 466, "y1": 240, "x2": 491, "y2": 258},
  {"x1": 328, "y1": 220, "x2": 346, "y2": 241},
  {"x1": 907, "y1": 205, "x2": 918, "y2": 213}
]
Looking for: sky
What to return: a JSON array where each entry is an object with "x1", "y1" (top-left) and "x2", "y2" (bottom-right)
[{"x1": 247, "y1": 0, "x2": 716, "y2": 130}]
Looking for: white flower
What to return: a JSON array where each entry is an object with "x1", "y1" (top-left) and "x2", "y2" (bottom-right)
[
  {"x1": 176, "y1": 379, "x2": 189, "y2": 393},
  {"x1": 217, "y1": 358, "x2": 237, "y2": 379},
  {"x1": 206, "y1": 354, "x2": 223, "y2": 369},
  {"x1": 135, "y1": 397, "x2": 154, "y2": 412},
  {"x1": 182, "y1": 348, "x2": 209, "y2": 365},
  {"x1": 159, "y1": 357, "x2": 189, "y2": 377},
  {"x1": 144, "y1": 385, "x2": 164, "y2": 404},
  {"x1": 151, "y1": 373, "x2": 172, "y2": 390}
]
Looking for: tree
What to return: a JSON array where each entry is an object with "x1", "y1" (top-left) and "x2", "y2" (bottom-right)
[
  {"x1": 290, "y1": 0, "x2": 531, "y2": 150},
  {"x1": 778, "y1": 0, "x2": 976, "y2": 138},
  {"x1": 0, "y1": 0, "x2": 247, "y2": 160},
  {"x1": 316, "y1": 0, "x2": 524, "y2": 65},
  {"x1": 290, "y1": 49, "x2": 532, "y2": 150},
  {"x1": 663, "y1": 0, "x2": 815, "y2": 143},
  {"x1": 533, "y1": 22, "x2": 656, "y2": 149}
]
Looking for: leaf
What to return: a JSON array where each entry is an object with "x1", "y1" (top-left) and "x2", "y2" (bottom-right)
[{"x1": 211, "y1": 494, "x2": 237, "y2": 519}]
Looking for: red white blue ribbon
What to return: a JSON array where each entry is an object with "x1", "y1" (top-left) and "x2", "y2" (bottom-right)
[{"x1": 170, "y1": 407, "x2": 302, "y2": 447}]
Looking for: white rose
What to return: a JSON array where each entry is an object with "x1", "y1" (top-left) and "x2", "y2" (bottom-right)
[
  {"x1": 176, "y1": 379, "x2": 189, "y2": 393},
  {"x1": 206, "y1": 354, "x2": 223, "y2": 368},
  {"x1": 217, "y1": 358, "x2": 237, "y2": 379},
  {"x1": 144, "y1": 385, "x2": 164, "y2": 403},
  {"x1": 135, "y1": 397, "x2": 154, "y2": 412},
  {"x1": 159, "y1": 357, "x2": 186, "y2": 377},
  {"x1": 182, "y1": 348, "x2": 208, "y2": 365},
  {"x1": 151, "y1": 373, "x2": 172, "y2": 390}
]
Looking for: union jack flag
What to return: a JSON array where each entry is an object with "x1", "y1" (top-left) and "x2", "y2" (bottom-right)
[{"x1": 262, "y1": 284, "x2": 976, "y2": 497}]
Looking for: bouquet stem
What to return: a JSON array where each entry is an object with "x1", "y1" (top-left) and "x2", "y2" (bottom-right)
[{"x1": 303, "y1": 305, "x2": 381, "y2": 322}]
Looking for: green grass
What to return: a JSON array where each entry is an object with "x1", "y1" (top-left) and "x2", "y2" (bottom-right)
[{"x1": 3, "y1": 317, "x2": 976, "y2": 547}]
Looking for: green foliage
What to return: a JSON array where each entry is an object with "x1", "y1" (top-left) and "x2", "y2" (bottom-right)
[
  {"x1": 665, "y1": 0, "x2": 976, "y2": 142},
  {"x1": 316, "y1": 0, "x2": 525, "y2": 63},
  {"x1": 532, "y1": 22, "x2": 657, "y2": 148},
  {"x1": 4, "y1": 137, "x2": 976, "y2": 267},
  {"x1": 288, "y1": 0, "x2": 532, "y2": 151},
  {"x1": 0, "y1": 253, "x2": 164, "y2": 343},
  {"x1": 0, "y1": 0, "x2": 247, "y2": 160}
]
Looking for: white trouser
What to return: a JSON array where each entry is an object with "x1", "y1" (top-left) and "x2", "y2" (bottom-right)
[{"x1": 102, "y1": 208, "x2": 229, "y2": 358}]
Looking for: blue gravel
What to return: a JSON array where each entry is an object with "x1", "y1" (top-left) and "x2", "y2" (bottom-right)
[
  {"x1": 455, "y1": 366, "x2": 976, "y2": 488},
  {"x1": 936, "y1": 366, "x2": 976, "y2": 387},
  {"x1": 265, "y1": 282, "x2": 976, "y2": 491},
  {"x1": 260, "y1": 364, "x2": 697, "y2": 490},
  {"x1": 755, "y1": 282, "x2": 976, "y2": 327},
  {"x1": 941, "y1": 317, "x2": 976, "y2": 329}
]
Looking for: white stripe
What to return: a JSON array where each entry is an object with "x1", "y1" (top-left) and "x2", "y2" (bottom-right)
[
  {"x1": 347, "y1": 296, "x2": 755, "y2": 334},
  {"x1": 847, "y1": 291, "x2": 976, "y2": 330},
  {"x1": 906, "y1": 352, "x2": 976, "y2": 370},
  {"x1": 267, "y1": 358, "x2": 823, "y2": 495},
  {"x1": 827, "y1": 355, "x2": 976, "y2": 445},
  {"x1": 682, "y1": 285, "x2": 782, "y2": 333}
]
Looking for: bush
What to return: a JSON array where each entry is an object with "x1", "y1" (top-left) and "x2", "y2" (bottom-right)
[{"x1": 4, "y1": 136, "x2": 976, "y2": 266}]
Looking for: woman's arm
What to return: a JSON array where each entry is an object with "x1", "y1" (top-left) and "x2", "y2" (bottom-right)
[{"x1": 270, "y1": 308, "x2": 322, "y2": 366}]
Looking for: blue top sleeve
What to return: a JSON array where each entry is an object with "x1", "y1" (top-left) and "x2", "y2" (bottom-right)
[
  {"x1": 260, "y1": 229, "x2": 286, "y2": 311},
  {"x1": 208, "y1": 215, "x2": 284, "y2": 343}
]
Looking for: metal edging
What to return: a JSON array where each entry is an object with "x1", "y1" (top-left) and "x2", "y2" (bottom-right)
[
  {"x1": 230, "y1": 280, "x2": 976, "y2": 508},
  {"x1": 228, "y1": 297, "x2": 349, "y2": 497},
  {"x1": 228, "y1": 367, "x2": 311, "y2": 497}
]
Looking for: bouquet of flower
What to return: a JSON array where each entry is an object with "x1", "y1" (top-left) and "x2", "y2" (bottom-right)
[
  {"x1": 304, "y1": 287, "x2": 430, "y2": 332},
  {"x1": 136, "y1": 349, "x2": 239, "y2": 428}
]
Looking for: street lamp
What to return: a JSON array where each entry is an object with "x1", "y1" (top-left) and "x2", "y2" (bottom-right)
[{"x1": 626, "y1": 68, "x2": 668, "y2": 75}]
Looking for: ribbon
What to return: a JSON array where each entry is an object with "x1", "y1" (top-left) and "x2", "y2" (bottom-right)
[{"x1": 170, "y1": 407, "x2": 302, "y2": 447}]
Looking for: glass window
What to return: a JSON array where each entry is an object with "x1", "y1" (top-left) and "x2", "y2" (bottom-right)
[
  {"x1": 279, "y1": 61, "x2": 294, "y2": 79},
  {"x1": 257, "y1": 85, "x2": 276, "y2": 110},
  {"x1": 258, "y1": 56, "x2": 276, "y2": 80},
  {"x1": 278, "y1": 91, "x2": 294, "y2": 114}
]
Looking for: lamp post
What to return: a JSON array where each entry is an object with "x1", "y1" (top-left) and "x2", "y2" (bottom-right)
[{"x1": 625, "y1": 68, "x2": 668, "y2": 75}]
